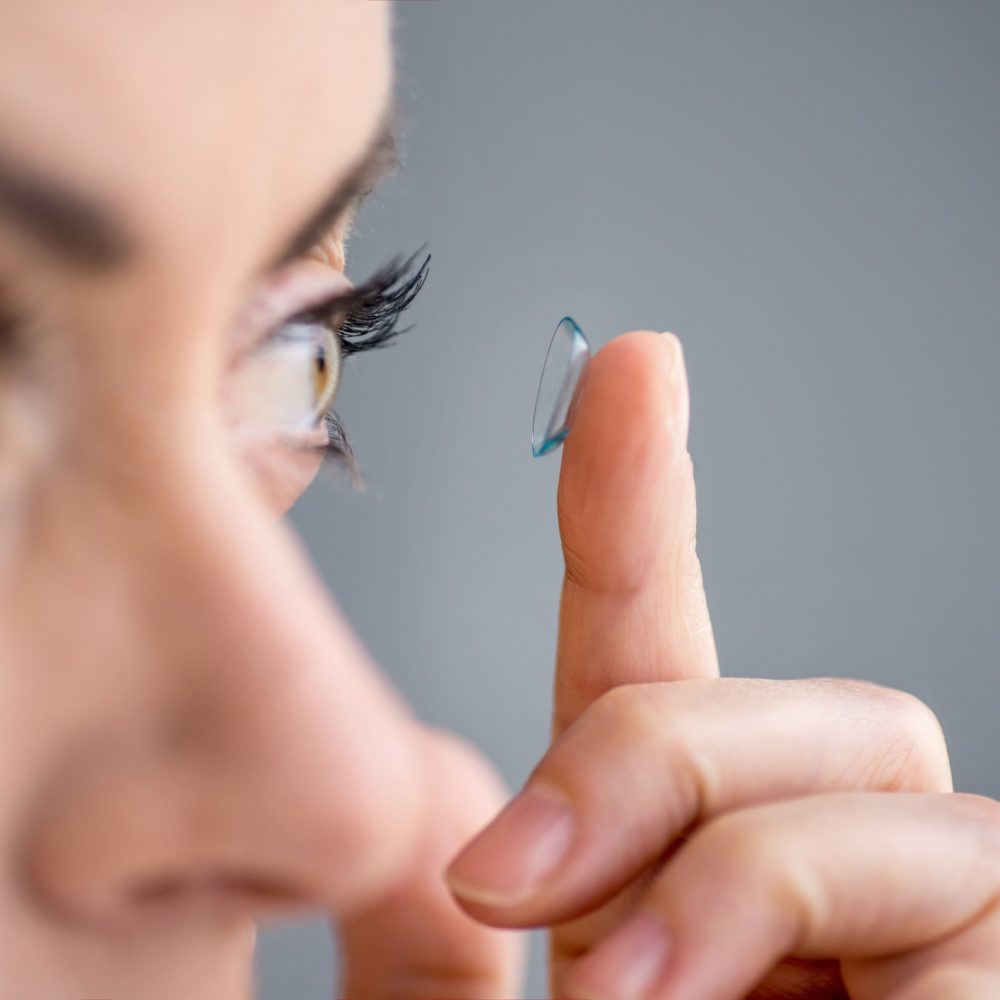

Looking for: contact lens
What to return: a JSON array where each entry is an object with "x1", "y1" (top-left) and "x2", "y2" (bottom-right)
[{"x1": 531, "y1": 316, "x2": 591, "y2": 457}]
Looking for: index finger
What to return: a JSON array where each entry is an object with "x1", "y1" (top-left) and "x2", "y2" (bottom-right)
[{"x1": 554, "y1": 331, "x2": 718, "y2": 735}]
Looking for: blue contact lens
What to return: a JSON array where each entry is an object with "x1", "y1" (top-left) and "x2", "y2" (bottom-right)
[{"x1": 531, "y1": 316, "x2": 591, "y2": 457}]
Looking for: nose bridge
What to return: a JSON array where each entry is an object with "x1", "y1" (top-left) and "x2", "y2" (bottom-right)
[{"x1": 22, "y1": 446, "x2": 423, "y2": 921}]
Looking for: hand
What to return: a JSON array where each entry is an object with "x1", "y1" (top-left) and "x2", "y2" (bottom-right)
[
  {"x1": 338, "y1": 727, "x2": 524, "y2": 998},
  {"x1": 446, "y1": 332, "x2": 1000, "y2": 998}
]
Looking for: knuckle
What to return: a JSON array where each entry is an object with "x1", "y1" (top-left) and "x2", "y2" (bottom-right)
[
  {"x1": 592, "y1": 682, "x2": 660, "y2": 730},
  {"x1": 589, "y1": 683, "x2": 691, "y2": 756},
  {"x1": 702, "y1": 809, "x2": 785, "y2": 873},
  {"x1": 559, "y1": 532, "x2": 597, "y2": 595},
  {"x1": 695, "y1": 808, "x2": 826, "y2": 944},
  {"x1": 588, "y1": 682, "x2": 719, "y2": 807},
  {"x1": 578, "y1": 685, "x2": 669, "y2": 759},
  {"x1": 551, "y1": 683, "x2": 706, "y2": 825},
  {"x1": 950, "y1": 793, "x2": 1000, "y2": 842},
  {"x1": 875, "y1": 685, "x2": 952, "y2": 791},
  {"x1": 818, "y1": 678, "x2": 952, "y2": 792}
]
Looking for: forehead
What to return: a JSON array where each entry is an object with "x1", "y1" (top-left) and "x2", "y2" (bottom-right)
[{"x1": 0, "y1": 0, "x2": 391, "y2": 273}]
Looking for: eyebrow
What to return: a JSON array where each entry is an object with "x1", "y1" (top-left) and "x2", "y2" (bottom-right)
[
  {"x1": 0, "y1": 153, "x2": 134, "y2": 268},
  {"x1": 0, "y1": 119, "x2": 397, "y2": 273}
]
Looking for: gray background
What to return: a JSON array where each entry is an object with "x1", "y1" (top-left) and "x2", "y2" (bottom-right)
[{"x1": 258, "y1": 2, "x2": 1000, "y2": 996}]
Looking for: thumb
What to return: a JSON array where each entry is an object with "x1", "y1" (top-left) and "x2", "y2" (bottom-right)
[
  {"x1": 337, "y1": 729, "x2": 525, "y2": 999},
  {"x1": 554, "y1": 330, "x2": 718, "y2": 735}
]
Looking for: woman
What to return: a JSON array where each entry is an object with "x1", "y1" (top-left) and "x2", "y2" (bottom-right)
[{"x1": 0, "y1": 2, "x2": 995, "y2": 998}]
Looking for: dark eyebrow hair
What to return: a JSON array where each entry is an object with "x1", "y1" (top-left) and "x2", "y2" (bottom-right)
[
  {"x1": 268, "y1": 120, "x2": 397, "y2": 270},
  {"x1": 0, "y1": 153, "x2": 135, "y2": 269},
  {"x1": 0, "y1": 117, "x2": 397, "y2": 274}
]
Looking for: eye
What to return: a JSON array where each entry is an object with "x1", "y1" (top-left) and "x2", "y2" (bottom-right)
[
  {"x1": 307, "y1": 321, "x2": 342, "y2": 421},
  {"x1": 227, "y1": 250, "x2": 429, "y2": 465},
  {"x1": 229, "y1": 316, "x2": 343, "y2": 437}
]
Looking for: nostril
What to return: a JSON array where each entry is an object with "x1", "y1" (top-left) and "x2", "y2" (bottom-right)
[{"x1": 123, "y1": 871, "x2": 315, "y2": 919}]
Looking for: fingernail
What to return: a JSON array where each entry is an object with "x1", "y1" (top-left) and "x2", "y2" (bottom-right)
[
  {"x1": 445, "y1": 784, "x2": 576, "y2": 907},
  {"x1": 566, "y1": 912, "x2": 671, "y2": 1000},
  {"x1": 659, "y1": 332, "x2": 689, "y2": 451}
]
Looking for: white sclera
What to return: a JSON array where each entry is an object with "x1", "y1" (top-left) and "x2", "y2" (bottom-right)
[
  {"x1": 531, "y1": 316, "x2": 591, "y2": 457},
  {"x1": 231, "y1": 322, "x2": 341, "y2": 434}
]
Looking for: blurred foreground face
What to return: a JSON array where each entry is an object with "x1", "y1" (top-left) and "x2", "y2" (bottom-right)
[{"x1": 0, "y1": 3, "x2": 424, "y2": 996}]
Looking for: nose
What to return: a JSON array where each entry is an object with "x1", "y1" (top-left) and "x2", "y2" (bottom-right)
[{"x1": 16, "y1": 444, "x2": 424, "y2": 927}]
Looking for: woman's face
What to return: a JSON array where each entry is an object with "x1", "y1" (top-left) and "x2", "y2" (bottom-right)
[{"x1": 0, "y1": 3, "x2": 423, "y2": 995}]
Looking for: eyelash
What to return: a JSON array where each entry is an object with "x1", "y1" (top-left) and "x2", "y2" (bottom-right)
[{"x1": 292, "y1": 248, "x2": 430, "y2": 466}]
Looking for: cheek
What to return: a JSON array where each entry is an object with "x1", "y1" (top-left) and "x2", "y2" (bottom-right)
[{"x1": 241, "y1": 438, "x2": 325, "y2": 515}]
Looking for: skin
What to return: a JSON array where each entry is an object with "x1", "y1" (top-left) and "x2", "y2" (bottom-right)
[
  {"x1": 447, "y1": 333, "x2": 1000, "y2": 998},
  {"x1": 0, "y1": 2, "x2": 996, "y2": 999},
  {"x1": 0, "y1": 3, "x2": 517, "y2": 998}
]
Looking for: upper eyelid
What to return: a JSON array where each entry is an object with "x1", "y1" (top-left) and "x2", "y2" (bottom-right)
[
  {"x1": 230, "y1": 264, "x2": 352, "y2": 358},
  {"x1": 267, "y1": 249, "x2": 429, "y2": 343},
  {"x1": 288, "y1": 285, "x2": 365, "y2": 326},
  {"x1": 233, "y1": 249, "x2": 428, "y2": 375}
]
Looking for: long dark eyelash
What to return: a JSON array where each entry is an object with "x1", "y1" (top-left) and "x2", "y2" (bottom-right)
[
  {"x1": 322, "y1": 410, "x2": 360, "y2": 482},
  {"x1": 297, "y1": 248, "x2": 430, "y2": 470},
  {"x1": 337, "y1": 248, "x2": 430, "y2": 357},
  {"x1": 295, "y1": 247, "x2": 430, "y2": 357}
]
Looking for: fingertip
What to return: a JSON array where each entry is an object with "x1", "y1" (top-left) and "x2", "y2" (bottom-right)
[
  {"x1": 557, "y1": 329, "x2": 693, "y2": 596},
  {"x1": 444, "y1": 784, "x2": 576, "y2": 916},
  {"x1": 657, "y1": 331, "x2": 690, "y2": 449},
  {"x1": 563, "y1": 328, "x2": 690, "y2": 481}
]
